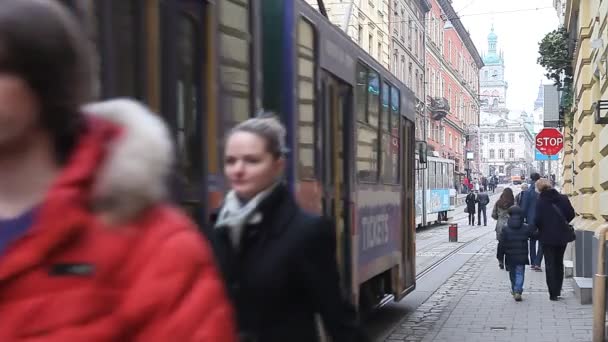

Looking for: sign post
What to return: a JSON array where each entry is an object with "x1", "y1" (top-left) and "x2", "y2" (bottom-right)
[
  {"x1": 535, "y1": 128, "x2": 563, "y2": 178},
  {"x1": 536, "y1": 128, "x2": 564, "y2": 156}
]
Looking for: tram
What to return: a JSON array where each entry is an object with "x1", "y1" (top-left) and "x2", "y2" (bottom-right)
[
  {"x1": 415, "y1": 155, "x2": 456, "y2": 228},
  {"x1": 60, "y1": 0, "x2": 419, "y2": 312}
]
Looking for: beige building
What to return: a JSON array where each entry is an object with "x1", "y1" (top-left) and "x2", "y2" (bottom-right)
[
  {"x1": 306, "y1": 0, "x2": 392, "y2": 70},
  {"x1": 561, "y1": 0, "x2": 608, "y2": 286}
]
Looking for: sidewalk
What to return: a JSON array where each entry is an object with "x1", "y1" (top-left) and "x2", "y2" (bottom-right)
[{"x1": 385, "y1": 239, "x2": 593, "y2": 342}]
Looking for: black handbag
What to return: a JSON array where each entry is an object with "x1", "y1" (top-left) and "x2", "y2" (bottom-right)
[{"x1": 552, "y1": 204, "x2": 576, "y2": 242}]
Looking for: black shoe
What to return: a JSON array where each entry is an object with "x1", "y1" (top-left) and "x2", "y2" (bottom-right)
[
  {"x1": 499, "y1": 263, "x2": 504, "y2": 269},
  {"x1": 549, "y1": 296, "x2": 558, "y2": 301}
]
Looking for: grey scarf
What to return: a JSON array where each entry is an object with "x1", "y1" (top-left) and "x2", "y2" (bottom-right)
[{"x1": 214, "y1": 183, "x2": 278, "y2": 249}]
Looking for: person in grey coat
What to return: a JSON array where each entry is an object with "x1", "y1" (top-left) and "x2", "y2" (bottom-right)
[{"x1": 492, "y1": 188, "x2": 514, "y2": 270}]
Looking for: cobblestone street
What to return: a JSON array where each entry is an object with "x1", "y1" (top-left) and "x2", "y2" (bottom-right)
[{"x1": 385, "y1": 239, "x2": 593, "y2": 342}]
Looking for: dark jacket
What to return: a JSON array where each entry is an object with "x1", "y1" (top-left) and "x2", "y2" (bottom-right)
[
  {"x1": 521, "y1": 181, "x2": 538, "y2": 226},
  {"x1": 534, "y1": 189, "x2": 576, "y2": 246},
  {"x1": 515, "y1": 192, "x2": 524, "y2": 206},
  {"x1": 211, "y1": 184, "x2": 364, "y2": 342},
  {"x1": 476, "y1": 192, "x2": 490, "y2": 207},
  {"x1": 500, "y1": 206, "x2": 532, "y2": 266},
  {"x1": 465, "y1": 193, "x2": 477, "y2": 212}
]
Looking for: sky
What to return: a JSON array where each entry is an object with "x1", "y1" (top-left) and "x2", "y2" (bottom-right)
[{"x1": 451, "y1": 0, "x2": 559, "y2": 113}]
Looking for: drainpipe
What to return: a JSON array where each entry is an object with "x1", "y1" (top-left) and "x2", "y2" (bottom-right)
[{"x1": 593, "y1": 224, "x2": 608, "y2": 342}]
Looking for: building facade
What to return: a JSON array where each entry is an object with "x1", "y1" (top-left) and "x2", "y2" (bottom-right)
[
  {"x1": 478, "y1": 111, "x2": 535, "y2": 179},
  {"x1": 424, "y1": 0, "x2": 483, "y2": 183},
  {"x1": 561, "y1": 0, "x2": 608, "y2": 282},
  {"x1": 306, "y1": 0, "x2": 392, "y2": 70},
  {"x1": 479, "y1": 26, "x2": 508, "y2": 112},
  {"x1": 389, "y1": 0, "x2": 431, "y2": 140},
  {"x1": 477, "y1": 26, "x2": 535, "y2": 179}
]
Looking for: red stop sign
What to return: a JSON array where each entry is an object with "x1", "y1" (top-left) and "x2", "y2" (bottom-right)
[{"x1": 536, "y1": 128, "x2": 564, "y2": 155}]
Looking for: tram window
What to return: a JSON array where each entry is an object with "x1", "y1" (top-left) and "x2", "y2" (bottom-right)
[
  {"x1": 219, "y1": 0, "x2": 251, "y2": 124},
  {"x1": 381, "y1": 85, "x2": 400, "y2": 184},
  {"x1": 391, "y1": 87, "x2": 400, "y2": 131},
  {"x1": 356, "y1": 64, "x2": 367, "y2": 122},
  {"x1": 448, "y1": 163, "x2": 454, "y2": 188},
  {"x1": 175, "y1": 13, "x2": 201, "y2": 186},
  {"x1": 368, "y1": 71, "x2": 380, "y2": 128},
  {"x1": 296, "y1": 18, "x2": 316, "y2": 180},
  {"x1": 105, "y1": 0, "x2": 141, "y2": 99},
  {"x1": 381, "y1": 82, "x2": 390, "y2": 131},
  {"x1": 356, "y1": 63, "x2": 379, "y2": 183},
  {"x1": 429, "y1": 161, "x2": 436, "y2": 189}
]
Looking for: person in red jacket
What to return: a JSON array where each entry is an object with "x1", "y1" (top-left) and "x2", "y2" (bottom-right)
[{"x1": 0, "y1": 1, "x2": 236, "y2": 341}]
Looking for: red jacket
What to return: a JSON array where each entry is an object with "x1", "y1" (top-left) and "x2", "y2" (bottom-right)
[{"x1": 0, "y1": 100, "x2": 236, "y2": 341}]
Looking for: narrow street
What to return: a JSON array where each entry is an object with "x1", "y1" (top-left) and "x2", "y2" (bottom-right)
[{"x1": 364, "y1": 187, "x2": 593, "y2": 341}]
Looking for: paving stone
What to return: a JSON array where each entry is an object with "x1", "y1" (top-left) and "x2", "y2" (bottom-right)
[{"x1": 383, "y1": 239, "x2": 593, "y2": 341}]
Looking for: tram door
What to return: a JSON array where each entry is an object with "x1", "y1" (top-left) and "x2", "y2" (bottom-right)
[
  {"x1": 320, "y1": 73, "x2": 353, "y2": 298},
  {"x1": 401, "y1": 118, "x2": 416, "y2": 291},
  {"x1": 161, "y1": 1, "x2": 208, "y2": 228}
]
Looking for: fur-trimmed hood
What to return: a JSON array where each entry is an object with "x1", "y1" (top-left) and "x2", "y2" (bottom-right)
[{"x1": 80, "y1": 99, "x2": 174, "y2": 223}]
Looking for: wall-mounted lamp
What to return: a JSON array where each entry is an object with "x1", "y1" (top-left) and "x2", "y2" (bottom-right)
[{"x1": 594, "y1": 100, "x2": 608, "y2": 124}]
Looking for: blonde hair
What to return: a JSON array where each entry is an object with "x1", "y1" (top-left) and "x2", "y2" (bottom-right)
[
  {"x1": 521, "y1": 183, "x2": 529, "y2": 191},
  {"x1": 536, "y1": 178, "x2": 552, "y2": 192},
  {"x1": 228, "y1": 112, "x2": 288, "y2": 159}
]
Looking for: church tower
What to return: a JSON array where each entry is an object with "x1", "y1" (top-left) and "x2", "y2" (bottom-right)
[{"x1": 479, "y1": 25, "x2": 508, "y2": 112}]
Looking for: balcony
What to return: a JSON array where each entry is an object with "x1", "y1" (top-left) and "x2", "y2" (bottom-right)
[{"x1": 428, "y1": 96, "x2": 450, "y2": 120}]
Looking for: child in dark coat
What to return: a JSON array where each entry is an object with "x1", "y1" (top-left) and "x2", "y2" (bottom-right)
[{"x1": 499, "y1": 205, "x2": 534, "y2": 301}]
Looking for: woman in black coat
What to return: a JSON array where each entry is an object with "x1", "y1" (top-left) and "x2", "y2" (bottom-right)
[
  {"x1": 211, "y1": 115, "x2": 365, "y2": 342},
  {"x1": 465, "y1": 191, "x2": 477, "y2": 226},
  {"x1": 534, "y1": 179, "x2": 576, "y2": 301}
]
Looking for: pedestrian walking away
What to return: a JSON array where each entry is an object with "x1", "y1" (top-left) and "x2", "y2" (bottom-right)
[
  {"x1": 515, "y1": 183, "x2": 528, "y2": 206},
  {"x1": 476, "y1": 190, "x2": 490, "y2": 226},
  {"x1": 210, "y1": 115, "x2": 367, "y2": 342},
  {"x1": 522, "y1": 173, "x2": 543, "y2": 271},
  {"x1": 534, "y1": 179, "x2": 576, "y2": 301},
  {"x1": 492, "y1": 188, "x2": 514, "y2": 270},
  {"x1": 465, "y1": 191, "x2": 477, "y2": 226},
  {"x1": 500, "y1": 206, "x2": 535, "y2": 301},
  {"x1": 0, "y1": 1, "x2": 236, "y2": 340}
]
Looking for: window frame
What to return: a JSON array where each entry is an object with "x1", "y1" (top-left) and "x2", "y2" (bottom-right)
[
  {"x1": 295, "y1": 17, "x2": 318, "y2": 181},
  {"x1": 355, "y1": 62, "x2": 381, "y2": 184}
]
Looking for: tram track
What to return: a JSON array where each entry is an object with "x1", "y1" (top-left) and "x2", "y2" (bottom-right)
[{"x1": 415, "y1": 228, "x2": 494, "y2": 281}]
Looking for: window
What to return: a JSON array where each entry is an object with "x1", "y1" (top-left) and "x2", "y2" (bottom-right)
[
  {"x1": 499, "y1": 134, "x2": 505, "y2": 143},
  {"x1": 381, "y1": 82, "x2": 390, "y2": 131},
  {"x1": 489, "y1": 134, "x2": 495, "y2": 143},
  {"x1": 98, "y1": 0, "x2": 142, "y2": 99},
  {"x1": 377, "y1": 41, "x2": 382, "y2": 61},
  {"x1": 429, "y1": 161, "x2": 436, "y2": 188},
  {"x1": 489, "y1": 149, "x2": 495, "y2": 159},
  {"x1": 381, "y1": 85, "x2": 400, "y2": 184},
  {"x1": 356, "y1": 63, "x2": 380, "y2": 182},
  {"x1": 296, "y1": 19, "x2": 316, "y2": 180},
  {"x1": 219, "y1": 0, "x2": 253, "y2": 123},
  {"x1": 449, "y1": 132, "x2": 453, "y2": 148},
  {"x1": 369, "y1": 34, "x2": 373, "y2": 55},
  {"x1": 499, "y1": 149, "x2": 505, "y2": 159},
  {"x1": 508, "y1": 149, "x2": 515, "y2": 159},
  {"x1": 358, "y1": 25, "x2": 363, "y2": 45},
  {"x1": 174, "y1": 12, "x2": 201, "y2": 187},
  {"x1": 509, "y1": 133, "x2": 515, "y2": 143}
]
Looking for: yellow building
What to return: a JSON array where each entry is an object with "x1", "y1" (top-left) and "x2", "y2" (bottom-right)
[{"x1": 562, "y1": 0, "x2": 608, "y2": 283}]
